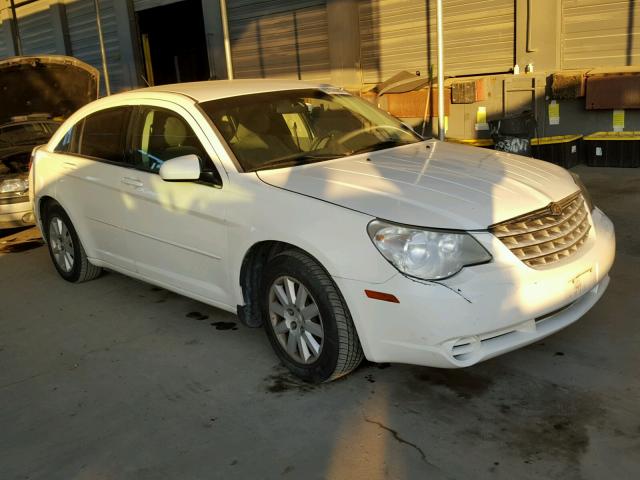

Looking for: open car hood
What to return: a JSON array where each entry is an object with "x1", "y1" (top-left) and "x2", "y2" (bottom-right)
[{"x1": 0, "y1": 56, "x2": 99, "y2": 124}]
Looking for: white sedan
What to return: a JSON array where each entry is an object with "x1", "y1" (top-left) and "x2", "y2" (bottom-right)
[{"x1": 30, "y1": 80, "x2": 615, "y2": 382}]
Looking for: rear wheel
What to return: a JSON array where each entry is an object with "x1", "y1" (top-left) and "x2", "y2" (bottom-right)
[
  {"x1": 45, "y1": 204, "x2": 101, "y2": 283},
  {"x1": 262, "y1": 249, "x2": 363, "y2": 383}
]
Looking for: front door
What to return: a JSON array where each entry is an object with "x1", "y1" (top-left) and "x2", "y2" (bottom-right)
[{"x1": 120, "y1": 102, "x2": 231, "y2": 307}]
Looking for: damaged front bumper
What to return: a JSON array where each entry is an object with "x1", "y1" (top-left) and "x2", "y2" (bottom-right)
[{"x1": 334, "y1": 207, "x2": 616, "y2": 368}]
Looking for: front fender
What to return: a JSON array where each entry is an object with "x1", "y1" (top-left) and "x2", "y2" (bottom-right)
[{"x1": 225, "y1": 174, "x2": 398, "y2": 306}]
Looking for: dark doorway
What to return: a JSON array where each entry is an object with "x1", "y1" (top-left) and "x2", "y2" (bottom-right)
[{"x1": 137, "y1": 0, "x2": 210, "y2": 86}]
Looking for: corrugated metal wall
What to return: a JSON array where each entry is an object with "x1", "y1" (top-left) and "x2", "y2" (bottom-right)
[
  {"x1": 359, "y1": 0, "x2": 429, "y2": 83},
  {"x1": 0, "y1": 19, "x2": 10, "y2": 59},
  {"x1": 443, "y1": 1, "x2": 515, "y2": 75},
  {"x1": 228, "y1": 0, "x2": 331, "y2": 81},
  {"x1": 562, "y1": 0, "x2": 640, "y2": 68},
  {"x1": 65, "y1": 0, "x2": 123, "y2": 93},
  {"x1": 359, "y1": 0, "x2": 515, "y2": 84},
  {"x1": 133, "y1": 0, "x2": 179, "y2": 12},
  {"x1": 16, "y1": 1, "x2": 57, "y2": 55}
]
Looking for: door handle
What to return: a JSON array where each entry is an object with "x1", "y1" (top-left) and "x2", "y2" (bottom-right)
[
  {"x1": 62, "y1": 161, "x2": 77, "y2": 170},
  {"x1": 121, "y1": 177, "x2": 143, "y2": 188}
]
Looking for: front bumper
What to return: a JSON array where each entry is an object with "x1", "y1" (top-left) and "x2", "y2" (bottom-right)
[
  {"x1": 0, "y1": 200, "x2": 34, "y2": 229},
  {"x1": 335, "y1": 207, "x2": 615, "y2": 368}
]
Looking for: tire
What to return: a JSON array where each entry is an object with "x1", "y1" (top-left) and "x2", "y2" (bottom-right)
[
  {"x1": 44, "y1": 204, "x2": 102, "y2": 283},
  {"x1": 261, "y1": 249, "x2": 364, "y2": 383}
]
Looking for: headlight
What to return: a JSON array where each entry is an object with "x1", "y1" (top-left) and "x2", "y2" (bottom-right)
[
  {"x1": 367, "y1": 220, "x2": 492, "y2": 280},
  {"x1": 0, "y1": 178, "x2": 29, "y2": 194},
  {"x1": 570, "y1": 172, "x2": 594, "y2": 211}
]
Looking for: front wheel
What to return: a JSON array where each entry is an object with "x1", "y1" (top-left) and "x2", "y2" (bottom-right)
[
  {"x1": 261, "y1": 249, "x2": 364, "y2": 383},
  {"x1": 45, "y1": 204, "x2": 101, "y2": 283}
]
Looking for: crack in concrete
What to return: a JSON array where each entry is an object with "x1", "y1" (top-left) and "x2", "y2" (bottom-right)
[{"x1": 364, "y1": 417, "x2": 432, "y2": 466}]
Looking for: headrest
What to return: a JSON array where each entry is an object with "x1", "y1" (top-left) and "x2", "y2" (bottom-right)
[
  {"x1": 164, "y1": 117, "x2": 187, "y2": 147},
  {"x1": 240, "y1": 109, "x2": 272, "y2": 134}
]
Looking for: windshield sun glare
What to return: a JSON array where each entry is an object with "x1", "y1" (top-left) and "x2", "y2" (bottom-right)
[{"x1": 199, "y1": 89, "x2": 422, "y2": 172}]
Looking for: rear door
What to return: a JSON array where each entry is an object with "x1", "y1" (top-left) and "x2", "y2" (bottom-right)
[
  {"x1": 120, "y1": 101, "x2": 232, "y2": 306},
  {"x1": 52, "y1": 106, "x2": 135, "y2": 271}
]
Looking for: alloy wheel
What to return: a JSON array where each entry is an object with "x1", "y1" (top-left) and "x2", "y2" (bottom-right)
[
  {"x1": 268, "y1": 275, "x2": 324, "y2": 364},
  {"x1": 49, "y1": 216, "x2": 75, "y2": 273}
]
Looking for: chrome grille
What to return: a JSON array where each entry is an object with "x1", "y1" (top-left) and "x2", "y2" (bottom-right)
[{"x1": 490, "y1": 192, "x2": 591, "y2": 268}]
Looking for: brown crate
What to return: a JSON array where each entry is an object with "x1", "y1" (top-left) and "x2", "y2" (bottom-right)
[
  {"x1": 452, "y1": 82, "x2": 476, "y2": 104},
  {"x1": 452, "y1": 79, "x2": 486, "y2": 104},
  {"x1": 586, "y1": 74, "x2": 640, "y2": 109},
  {"x1": 551, "y1": 72, "x2": 586, "y2": 99},
  {"x1": 385, "y1": 88, "x2": 450, "y2": 117}
]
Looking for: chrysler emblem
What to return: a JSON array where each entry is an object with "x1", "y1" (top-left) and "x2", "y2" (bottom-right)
[{"x1": 549, "y1": 202, "x2": 563, "y2": 216}]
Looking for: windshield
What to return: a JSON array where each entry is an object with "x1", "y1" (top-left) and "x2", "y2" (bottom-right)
[
  {"x1": 199, "y1": 89, "x2": 422, "y2": 172},
  {"x1": 0, "y1": 122, "x2": 58, "y2": 147}
]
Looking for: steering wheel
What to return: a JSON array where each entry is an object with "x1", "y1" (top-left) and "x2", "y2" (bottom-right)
[
  {"x1": 310, "y1": 125, "x2": 411, "y2": 153},
  {"x1": 310, "y1": 130, "x2": 340, "y2": 151}
]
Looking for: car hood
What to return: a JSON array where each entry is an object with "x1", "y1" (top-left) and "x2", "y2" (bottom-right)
[
  {"x1": 0, "y1": 56, "x2": 99, "y2": 123},
  {"x1": 256, "y1": 140, "x2": 579, "y2": 230}
]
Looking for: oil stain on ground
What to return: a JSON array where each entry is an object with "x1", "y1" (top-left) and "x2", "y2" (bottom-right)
[
  {"x1": 264, "y1": 371, "x2": 318, "y2": 394},
  {"x1": 186, "y1": 311, "x2": 209, "y2": 320},
  {"x1": 210, "y1": 321, "x2": 237, "y2": 330},
  {"x1": 495, "y1": 383, "x2": 602, "y2": 467},
  {"x1": 412, "y1": 368, "x2": 494, "y2": 399},
  {"x1": 152, "y1": 288, "x2": 175, "y2": 304},
  {"x1": 399, "y1": 366, "x2": 606, "y2": 472}
]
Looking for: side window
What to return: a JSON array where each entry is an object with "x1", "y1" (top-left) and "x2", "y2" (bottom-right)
[
  {"x1": 79, "y1": 107, "x2": 131, "y2": 163},
  {"x1": 131, "y1": 107, "x2": 211, "y2": 175},
  {"x1": 55, "y1": 122, "x2": 82, "y2": 154}
]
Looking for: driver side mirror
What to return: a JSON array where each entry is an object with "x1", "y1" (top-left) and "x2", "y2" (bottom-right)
[{"x1": 159, "y1": 154, "x2": 201, "y2": 181}]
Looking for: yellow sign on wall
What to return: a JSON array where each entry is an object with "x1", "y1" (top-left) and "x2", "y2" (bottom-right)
[
  {"x1": 613, "y1": 110, "x2": 625, "y2": 132},
  {"x1": 548, "y1": 101, "x2": 560, "y2": 125}
]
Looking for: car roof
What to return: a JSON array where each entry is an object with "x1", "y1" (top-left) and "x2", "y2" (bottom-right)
[{"x1": 132, "y1": 79, "x2": 331, "y2": 103}]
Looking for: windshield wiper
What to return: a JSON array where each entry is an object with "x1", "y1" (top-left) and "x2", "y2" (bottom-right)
[
  {"x1": 248, "y1": 152, "x2": 340, "y2": 172},
  {"x1": 348, "y1": 139, "x2": 414, "y2": 156}
]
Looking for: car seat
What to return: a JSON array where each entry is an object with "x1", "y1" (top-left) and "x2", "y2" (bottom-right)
[
  {"x1": 161, "y1": 116, "x2": 201, "y2": 161},
  {"x1": 233, "y1": 109, "x2": 294, "y2": 169}
]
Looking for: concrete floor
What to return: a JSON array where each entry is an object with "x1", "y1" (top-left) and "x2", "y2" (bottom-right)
[{"x1": 1, "y1": 165, "x2": 639, "y2": 480}]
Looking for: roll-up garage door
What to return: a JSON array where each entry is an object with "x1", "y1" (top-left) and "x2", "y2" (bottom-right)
[
  {"x1": 562, "y1": 0, "x2": 640, "y2": 69},
  {"x1": 16, "y1": 1, "x2": 56, "y2": 55},
  {"x1": 228, "y1": 0, "x2": 331, "y2": 81},
  {"x1": 65, "y1": 0, "x2": 123, "y2": 94},
  {"x1": 359, "y1": 0, "x2": 515, "y2": 84}
]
